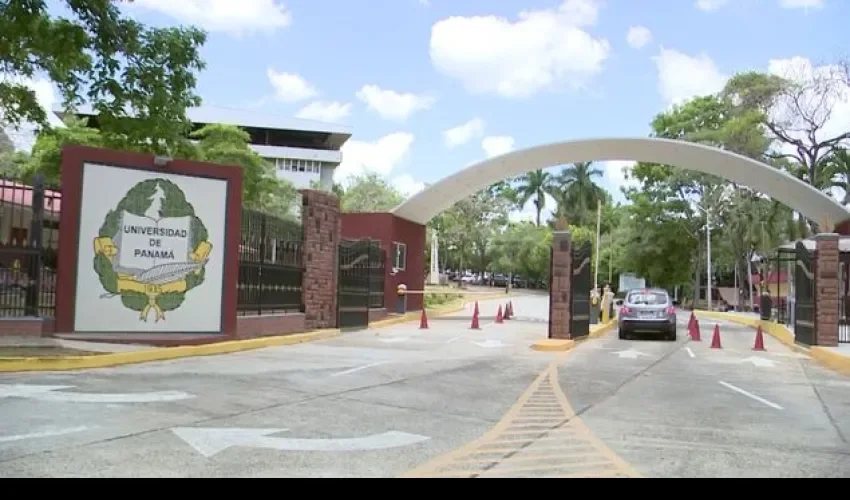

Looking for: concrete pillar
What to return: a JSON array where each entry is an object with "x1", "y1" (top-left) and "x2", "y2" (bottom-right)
[
  {"x1": 549, "y1": 231, "x2": 572, "y2": 340},
  {"x1": 301, "y1": 189, "x2": 341, "y2": 329},
  {"x1": 815, "y1": 233, "x2": 839, "y2": 347}
]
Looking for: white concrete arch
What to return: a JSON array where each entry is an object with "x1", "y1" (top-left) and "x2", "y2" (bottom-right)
[{"x1": 392, "y1": 137, "x2": 850, "y2": 226}]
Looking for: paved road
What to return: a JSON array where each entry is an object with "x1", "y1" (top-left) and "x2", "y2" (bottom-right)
[{"x1": 1, "y1": 296, "x2": 848, "y2": 478}]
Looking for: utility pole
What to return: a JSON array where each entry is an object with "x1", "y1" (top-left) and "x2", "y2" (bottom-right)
[
  {"x1": 706, "y1": 210, "x2": 712, "y2": 312},
  {"x1": 594, "y1": 200, "x2": 602, "y2": 290}
]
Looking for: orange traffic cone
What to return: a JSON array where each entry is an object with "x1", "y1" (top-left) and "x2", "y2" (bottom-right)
[
  {"x1": 710, "y1": 324, "x2": 722, "y2": 349},
  {"x1": 503, "y1": 303, "x2": 510, "y2": 320},
  {"x1": 753, "y1": 325, "x2": 766, "y2": 351},
  {"x1": 470, "y1": 310, "x2": 481, "y2": 330},
  {"x1": 690, "y1": 319, "x2": 702, "y2": 342},
  {"x1": 474, "y1": 301, "x2": 480, "y2": 317},
  {"x1": 419, "y1": 309, "x2": 429, "y2": 330},
  {"x1": 688, "y1": 312, "x2": 696, "y2": 331},
  {"x1": 495, "y1": 305, "x2": 504, "y2": 324},
  {"x1": 508, "y1": 301, "x2": 515, "y2": 318}
]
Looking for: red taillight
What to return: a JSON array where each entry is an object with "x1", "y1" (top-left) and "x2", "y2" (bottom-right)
[
  {"x1": 620, "y1": 306, "x2": 631, "y2": 315},
  {"x1": 665, "y1": 306, "x2": 676, "y2": 315}
]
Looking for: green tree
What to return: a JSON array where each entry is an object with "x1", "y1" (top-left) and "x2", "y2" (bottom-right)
[
  {"x1": 552, "y1": 162, "x2": 605, "y2": 227},
  {"x1": 192, "y1": 124, "x2": 297, "y2": 217},
  {"x1": 0, "y1": 0, "x2": 206, "y2": 156},
  {"x1": 340, "y1": 173, "x2": 404, "y2": 212},
  {"x1": 514, "y1": 169, "x2": 554, "y2": 226},
  {"x1": 22, "y1": 116, "x2": 103, "y2": 187}
]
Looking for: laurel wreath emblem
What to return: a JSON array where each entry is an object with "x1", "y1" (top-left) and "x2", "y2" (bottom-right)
[{"x1": 92, "y1": 178, "x2": 213, "y2": 322}]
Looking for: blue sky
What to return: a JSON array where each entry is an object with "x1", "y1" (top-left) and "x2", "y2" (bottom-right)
[{"x1": 26, "y1": 0, "x2": 850, "y2": 220}]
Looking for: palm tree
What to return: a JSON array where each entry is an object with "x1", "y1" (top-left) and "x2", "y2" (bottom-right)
[
  {"x1": 514, "y1": 169, "x2": 553, "y2": 226},
  {"x1": 552, "y1": 162, "x2": 605, "y2": 226}
]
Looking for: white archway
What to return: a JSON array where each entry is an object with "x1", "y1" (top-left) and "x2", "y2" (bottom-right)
[{"x1": 392, "y1": 137, "x2": 850, "y2": 226}]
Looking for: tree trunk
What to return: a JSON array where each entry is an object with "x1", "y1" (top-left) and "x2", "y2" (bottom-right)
[
  {"x1": 693, "y1": 243, "x2": 702, "y2": 308},
  {"x1": 747, "y1": 252, "x2": 755, "y2": 312}
]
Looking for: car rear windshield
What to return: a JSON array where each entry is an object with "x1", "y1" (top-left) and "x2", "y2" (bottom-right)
[{"x1": 626, "y1": 291, "x2": 668, "y2": 305}]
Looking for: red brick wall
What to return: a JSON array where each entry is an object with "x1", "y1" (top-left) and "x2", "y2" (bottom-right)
[
  {"x1": 815, "y1": 233, "x2": 839, "y2": 347},
  {"x1": 301, "y1": 189, "x2": 341, "y2": 329},
  {"x1": 549, "y1": 231, "x2": 572, "y2": 340},
  {"x1": 236, "y1": 314, "x2": 306, "y2": 339},
  {"x1": 0, "y1": 318, "x2": 55, "y2": 337},
  {"x1": 340, "y1": 213, "x2": 426, "y2": 311}
]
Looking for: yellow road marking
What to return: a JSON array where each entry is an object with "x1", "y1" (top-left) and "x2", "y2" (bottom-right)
[{"x1": 400, "y1": 356, "x2": 641, "y2": 478}]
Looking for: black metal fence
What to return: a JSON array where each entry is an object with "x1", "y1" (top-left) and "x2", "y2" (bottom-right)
[
  {"x1": 840, "y1": 253, "x2": 850, "y2": 343},
  {"x1": 237, "y1": 209, "x2": 304, "y2": 315},
  {"x1": 0, "y1": 176, "x2": 60, "y2": 317},
  {"x1": 369, "y1": 246, "x2": 386, "y2": 309}
]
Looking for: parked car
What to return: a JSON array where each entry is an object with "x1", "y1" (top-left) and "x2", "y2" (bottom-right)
[{"x1": 618, "y1": 288, "x2": 677, "y2": 341}]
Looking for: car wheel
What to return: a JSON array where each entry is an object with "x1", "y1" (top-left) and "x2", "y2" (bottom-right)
[
  {"x1": 668, "y1": 329, "x2": 677, "y2": 341},
  {"x1": 619, "y1": 329, "x2": 627, "y2": 340}
]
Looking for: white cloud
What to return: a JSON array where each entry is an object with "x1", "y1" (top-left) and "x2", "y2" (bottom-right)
[
  {"x1": 418, "y1": 0, "x2": 431, "y2": 6},
  {"x1": 510, "y1": 193, "x2": 557, "y2": 223},
  {"x1": 129, "y1": 0, "x2": 291, "y2": 34},
  {"x1": 335, "y1": 133, "x2": 415, "y2": 183},
  {"x1": 626, "y1": 26, "x2": 652, "y2": 49},
  {"x1": 602, "y1": 160, "x2": 639, "y2": 198},
  {"x1": 766, "y1": 56, "x2": 850, "y2": 159},
  {"x1": 695, "y1": 0, "x2": 729, "y2": 11},
  {"x1": 355, "y1": 85, "x2": 435, "y2": 122},
  {"x1": 429, "y1": 0, "x2": 610, "y2": 99},
  {"x1": 295, "y1": 101, "x2": 351, "y2": 123},
  {"x1": 779, "y1": 0, "x2": 824, "y2": 9},
  {"x1": 482, "y1": 136, "x2": 515, "y2": 158},
  {"x1": 444, "y1": 118, "x2": 486, "y2": 147},
  {"x1": 392, "y1": 174, "x2": 426, "y2": 197},
  {"x1": 266, "y1": 69, "x2": 318, "y2": 103},
  {"x1": 653, "y1": 47, "x2": 728, "y2": 107}
]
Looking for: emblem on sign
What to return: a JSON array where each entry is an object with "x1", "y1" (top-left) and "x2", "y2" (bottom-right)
[{"x1": 92, "y1": 179, "x2": 213, "y2": 322}]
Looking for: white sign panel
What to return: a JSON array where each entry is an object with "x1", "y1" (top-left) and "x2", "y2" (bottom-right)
[{"x1": 74, "y1": 163, "x2": 228, "y2": 332}]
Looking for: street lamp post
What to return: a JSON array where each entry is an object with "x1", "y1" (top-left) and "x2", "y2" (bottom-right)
[{"x1": 706, "y1": 211, "x2": 712, "y2": 312}]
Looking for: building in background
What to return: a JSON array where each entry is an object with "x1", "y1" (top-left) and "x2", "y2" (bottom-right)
[{"x1": 55, "y1": 105, "x2": 352, "y2": 191}]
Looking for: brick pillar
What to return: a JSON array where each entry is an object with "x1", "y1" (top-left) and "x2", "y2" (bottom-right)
[
  {"x1": 815, "y1": 233, "x2": 839, "y2": 347},
  {"x1": 549, "y1": 231, "x2": 572, "y2": 340},
  {"x1": 301, "y1": 189, "x2": 341, "y2": 330}
]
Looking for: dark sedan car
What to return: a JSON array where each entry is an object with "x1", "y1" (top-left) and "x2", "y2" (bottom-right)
[{"x1": 618, "y1": 289, "x2": 677, "y2": 341}]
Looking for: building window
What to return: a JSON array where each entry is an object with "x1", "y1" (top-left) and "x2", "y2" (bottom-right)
[{"x1": 392, "y1": 242, "x2": 407, "y2": 271}]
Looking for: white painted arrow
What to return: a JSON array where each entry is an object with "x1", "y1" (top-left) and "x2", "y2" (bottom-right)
[
  {"x1": 0, "y1": 426, "x2": 90, "y2": 444},
  {"x1": 0, "y1": 384, "x2": 194, "y2": 403},
  {"x1": 172, "y1": 427, "x2": 431, "y2": 458},
  {"x1": 378, "y1": 337, "x2": 409, "y2": 344},
  {"x1": 612, "y1": 349, "x2": 648, "y2": 360},
  {"x1": 473, "y1": 339, "x2": 510, "y2": 349},
  {"x1": 740, "y1": 356, "x2": 777, "y2": 368}
]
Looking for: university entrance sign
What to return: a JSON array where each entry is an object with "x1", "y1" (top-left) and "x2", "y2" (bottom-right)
[{"x1": 55, "y1": 146, "x2": 243, "y2": 335}]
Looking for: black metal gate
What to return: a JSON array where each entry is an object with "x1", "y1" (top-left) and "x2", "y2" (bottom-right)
[
  {"x1": 570, "y1": 241, "x2": 592, "y2": 339},
  {"x1": 794, "y1": 241, "x2": 817, "y2": 346},
  {"x1": 337, "y1": 239, "x2": 383, "y2": 329},
  {"x1": 839, "y1": 253, "x2": 850, "y2": 343},
  {"x1": 0, "y1": 175, "x2": 59, "y2": 317}
]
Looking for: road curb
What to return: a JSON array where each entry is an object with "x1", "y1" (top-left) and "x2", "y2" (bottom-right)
[
  {"x1": 531, "y1": 319, "x2": 616, "y2": 352},
  {"x1": 0, "y1": 329, "x2": 341, "y2": 373},
  {"x1": 693, "y1": 310, "x2": 850, "y2": 375}
]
